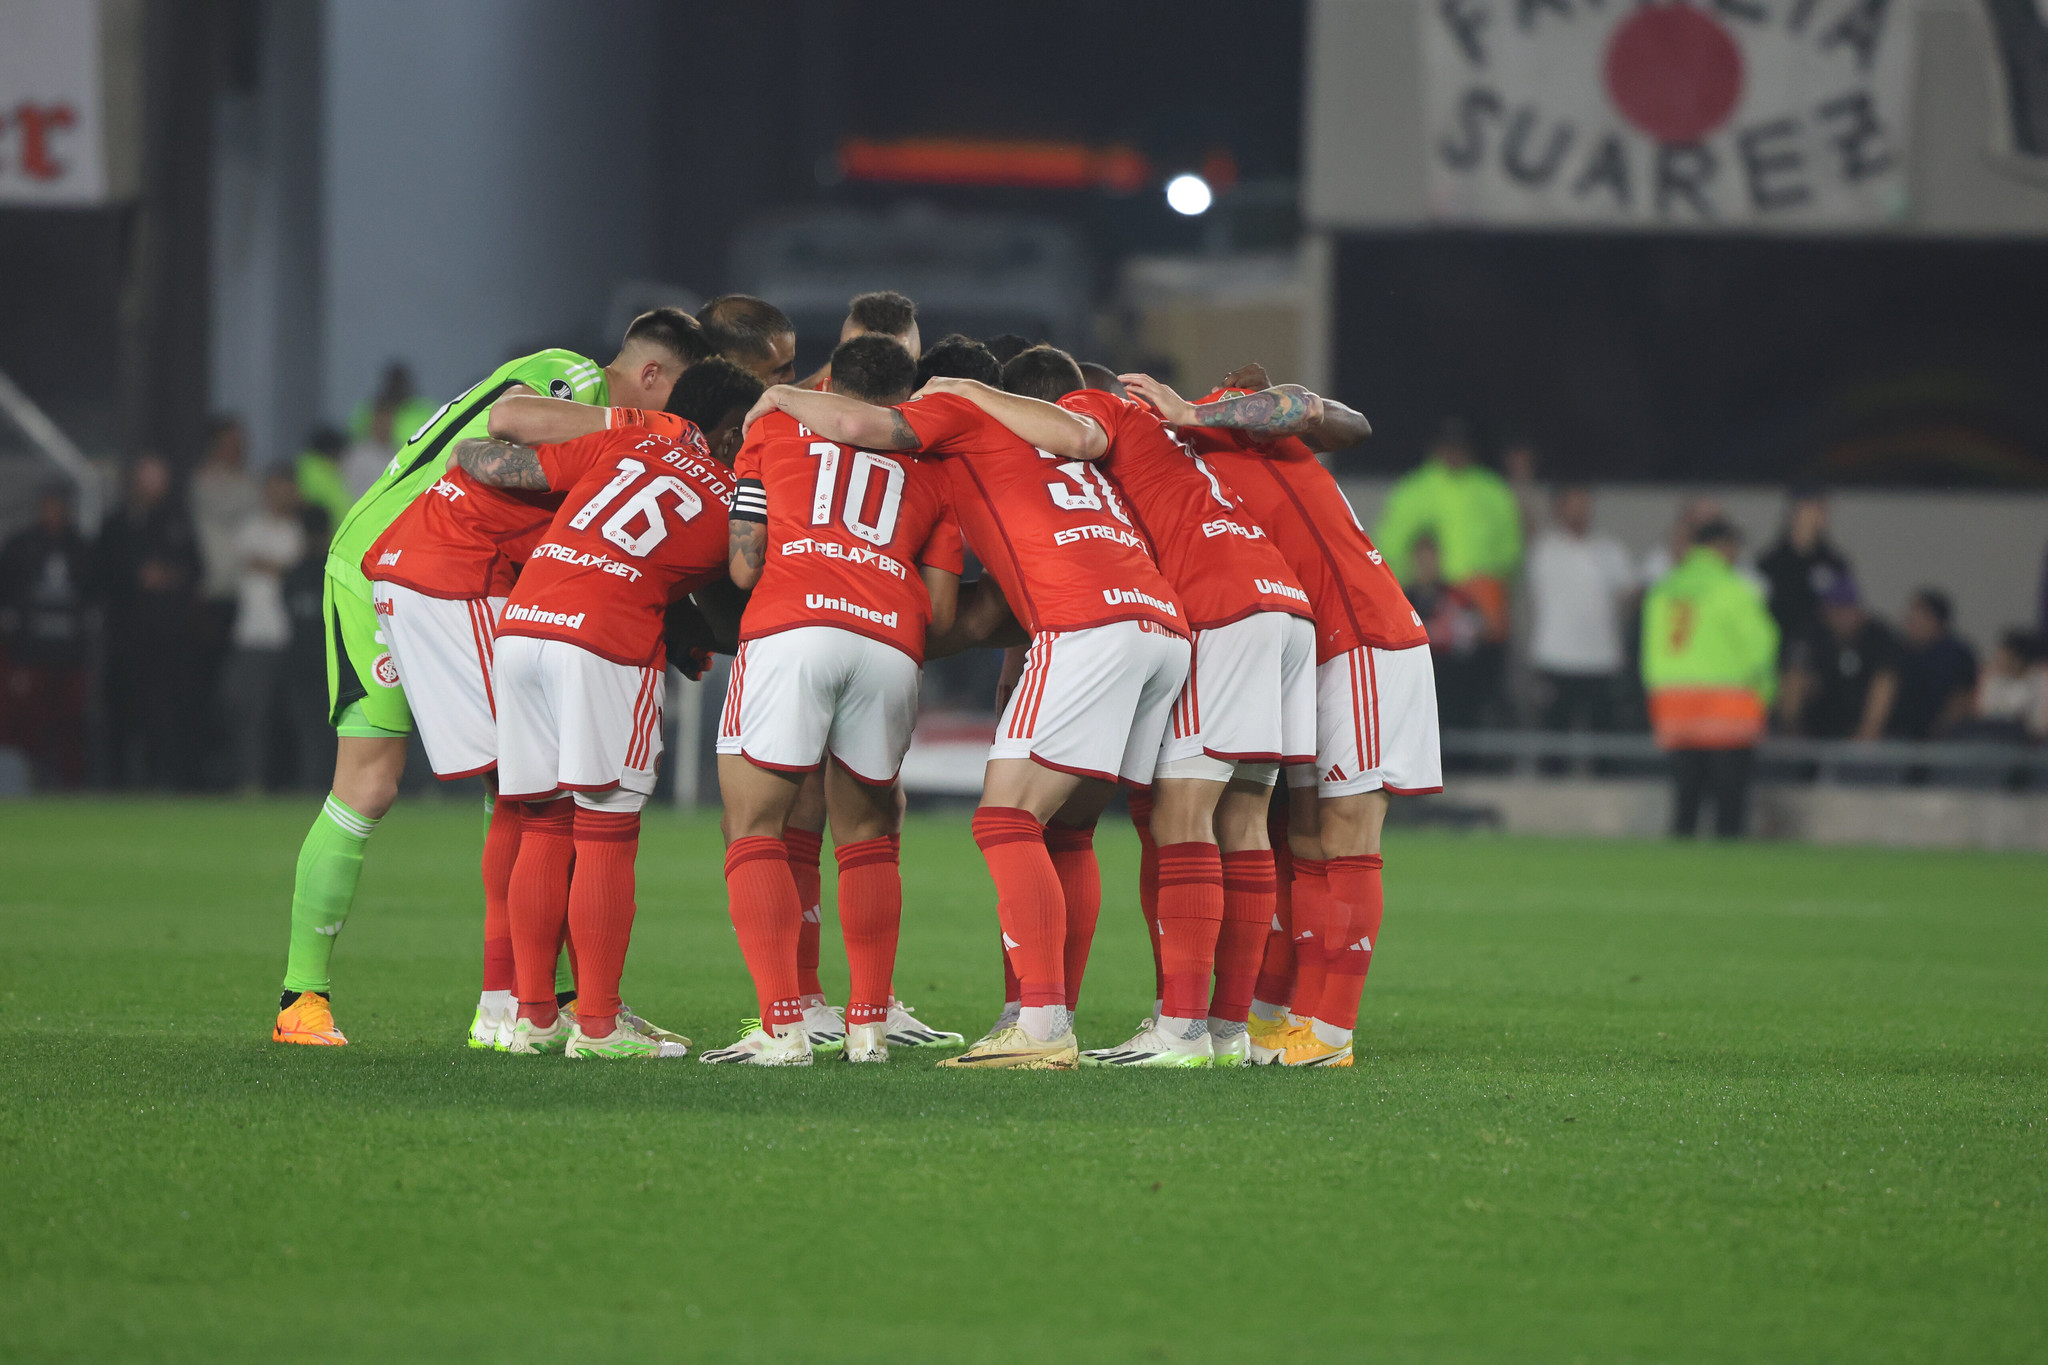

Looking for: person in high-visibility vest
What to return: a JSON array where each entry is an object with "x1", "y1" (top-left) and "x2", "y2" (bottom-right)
[{"x1": 1641, "y1": 518, "x2": 1779, "y2": 837}]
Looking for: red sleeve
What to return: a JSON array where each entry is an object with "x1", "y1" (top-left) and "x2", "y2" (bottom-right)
[
  {"x1": 535, "y1": 430, "x2": 615, "y2": 491},
  {"x1": 917, "y1": 505, "x2": 966, "y2": 575},
  {"x1": 895, "y1": 392, "x2": 981, "y2": 454},
  {"x1": 609, "y1": 408, "x2": 686, "y2": 438},
  {"x1": 732, "y1": 427, "x2": 765, "y2": 482}
]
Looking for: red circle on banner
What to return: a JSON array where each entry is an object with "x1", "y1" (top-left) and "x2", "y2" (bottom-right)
[{"x1": 1603, "y1": 4, "x2": 1745, "y2": 145}]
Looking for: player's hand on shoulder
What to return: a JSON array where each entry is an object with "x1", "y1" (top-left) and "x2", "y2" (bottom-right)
[{"x1": 741, "y1": 385, "x2": 787, "y2": 434}]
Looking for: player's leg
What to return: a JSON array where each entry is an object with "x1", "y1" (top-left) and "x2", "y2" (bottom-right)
[
  {"x1": 1124, "y1": 787, "x2": 1164, "y2": 1017},
  {"x1": 495, "y1": 635, "x2": 575, "y2": 1053},
  {"x1": 822, "y1": 760, "x2": 900, "y2": 1061},
  {"x1": 1208, "y1": 773, "x2": 1279, "y2": 1064},
  {"x1": 275, "y1": 574, "x2": 411, "y2": 1046},
  {"x1": 783, "y1": 772, "x2": 829, "y2": 1022}
]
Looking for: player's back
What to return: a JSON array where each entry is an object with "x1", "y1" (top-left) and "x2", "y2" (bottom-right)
[
  {"x1": 735, "y1": 410, "x2": 960, "y2": 663},
  {"x1": 330, "y1": 349, "x2": 607, "y2": 599},
  {"x1": 1183, "y1": 401, "x2": 1425, "y2": 658},
  {"x1": 499, "y1": 423, "x2": 733, "y2": 666},
  {"x1": 897, "y1": 391, "x2": 1183, "y2": 636},
  {"x1": 1060, "y1": 388, "x2": 1309, "y2": 632}
]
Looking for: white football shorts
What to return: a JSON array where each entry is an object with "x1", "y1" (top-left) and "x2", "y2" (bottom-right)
[
  {"x1": 494, "y1": 634, "x2": 665, "y2": 812},
  {"x1": 369, "y1": 581, "x2": 505, "y2": 780},
  {"x1": 991, "y1": 620, "x2": 1191, "y2": 787},
  {"x1": 1286, "y1": 642, "x2": 1443, "y2": 797},
  {"x1": 1155, "y1": 611, "x2": 1317, "y2": 785},
  {"x1": 716, "y1": 626, "x2": 922, "y2": 785}
]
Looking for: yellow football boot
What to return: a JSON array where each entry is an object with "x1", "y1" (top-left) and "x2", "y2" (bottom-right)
[
  {"x1": 272, "y1": 992, "x2": 347, "y2": 1046},
  {"x1": 1246, "y1": 1014, "x2": 1304, "y2": 1066},
  {"x1": 935, "y1": 1023, "x2": 1078, "y2": 1070},
  {"x1": 1278, "y1": 1028, "x2": 1354, "y2": 1068}
]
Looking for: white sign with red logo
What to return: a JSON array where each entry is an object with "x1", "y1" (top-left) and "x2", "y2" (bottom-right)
[
  {"x1": 0, "y1": 0, "x2": 107, "y2": 205},
  {"x1": 1424, "y1": 0, "x2": 1916, "y2": 228}
]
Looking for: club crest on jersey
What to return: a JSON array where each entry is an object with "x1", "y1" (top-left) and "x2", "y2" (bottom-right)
[
  {"x1": 549, "y1": 378, "x2": 574, "y2": 399},
  {"x1": 372, "y1": 652, "x2": 401, "y2": 688}
]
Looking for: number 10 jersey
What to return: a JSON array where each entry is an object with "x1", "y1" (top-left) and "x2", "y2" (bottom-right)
[
  {"x1": 495, "y1": 424, "x2": 735, "y2": 667},
  {"x1": 731, "y1": 410, "x2": 964, "y2": 665}
]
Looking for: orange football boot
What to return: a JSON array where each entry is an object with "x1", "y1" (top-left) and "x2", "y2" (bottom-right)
[{"x1": 272, "y1": 992, "x2": 348, "y2": 1046}]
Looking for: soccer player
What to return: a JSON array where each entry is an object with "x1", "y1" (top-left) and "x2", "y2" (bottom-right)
[
  {"x1": 704, "y1": 334, "x2": 962, "y2": 1066},
  {"x1": 945, "y1": 346, "x2": 1317, "y2": 1068},
  {"x1": 362, "y1": 357, "x2": 761, "y2": 1048},
  {"x1": 698, "y1": 295, "x2": 798, "y2": 387},
  {"x1": 751, "y1": 335, "x2": 1192, "y2": 1070},
  {"x1": 450, "y1": 393, "x2": 736, "y2": 1060},
  {"x1": 798, "y1": 290, "x2": 922, "y2": 389},
  {"x1": 272, "y1": 309, "x2": 710, "y2": 1048},
  {"x1": 1121, "y1": 368, "x2": 1438, "y2": 1068}
]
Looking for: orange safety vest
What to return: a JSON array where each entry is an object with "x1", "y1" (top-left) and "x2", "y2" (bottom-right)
[{"x1": 1648, "y1": 686, "x2": 1767, "y2": 750}]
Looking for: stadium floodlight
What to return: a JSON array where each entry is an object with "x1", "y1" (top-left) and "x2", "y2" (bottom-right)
[{"x1": 1164, "y1": 173, "x2": 1212, "y2": 216}]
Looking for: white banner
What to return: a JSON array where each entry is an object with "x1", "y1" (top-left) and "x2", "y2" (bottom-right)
[
  {"x1": 0, "y1": 0, "x2": 106, "y2": 205},
  {"x1": 1424, "y1": 0, "x2": 1917, "y2": 228}
]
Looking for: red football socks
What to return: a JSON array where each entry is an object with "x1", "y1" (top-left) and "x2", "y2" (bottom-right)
[
  {"x1": 1212, "y1": 848, "x2": 1276, "y2": 1023},
  {"x1": 1045, "y1": 822, "x2": 1100, "y2": 1011},
  {"x1": 565, "y1": 807, "x2": 639, "y2": 1039},
  {"x1": 835, "y1": 834, "x2": 900, "y2": 1027},
  {"x1": 509, "y1": 798, "x2": 576, "y2": 1025},
  {"x1": 1285, "y1": 857, "x2": 1332, "y2": 1019},
  {"x1": 723, "y1": 835, "x2": 805, "y2": 1030},
  {"x1": 1127, "y1": 790, "x2": 1164, "y2": 1002},
  {"x1": 972, "y1": 806, "x2": 1065, "y2": 1008},
  {"x1": 1253, "y1": 808, "x2": 1297, "y2": 1010},
  {"x1": 480, "y1": 797, "x2": 522, "y2": 993},
  {"x1": 784, "y1": 825, "x2": 825, "y2": 999},
  {"x1": 1155, "y1": 841, "x2": 1224, "y2": 1020},
  {"x1": 1317, "y1": 853, "x2": 1384, "y2": 1030}
]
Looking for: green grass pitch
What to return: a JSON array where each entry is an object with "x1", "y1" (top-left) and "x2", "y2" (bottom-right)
[{"x1": 1, "y1": 799, "x2": 2041, "y2": 1363}]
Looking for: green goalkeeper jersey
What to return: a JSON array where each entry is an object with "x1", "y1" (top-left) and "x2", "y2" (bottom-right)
[{"x1": 325, "y1": 348, "x2": 608, "y2": 604}]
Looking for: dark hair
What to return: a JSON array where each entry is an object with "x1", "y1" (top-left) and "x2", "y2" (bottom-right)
[
  {"x1": 1692, "y1": 517, "x2": 1740, "y2": 546},
  {"x1": 307, "y1": 424, "x2": 347, "y2": 458},
  {"x1": 1077, "y1": 362, "x2": 1126, "y2": 398},
  {"x1": 830, "y1": 335, "x2": 918, "y2": 404},
  {"x1": 1434, "y1": 417, "x2": 1472, "y2": 450},
  {"x1": 847, "y1": 290, "x2": 917, "y2": 339},
  {"x1": 664, "y1": 355, "x2": 765, "y2": 432},
  {"x1": 984, "y1": 333, "x2": 1033, "y2": 366},
  {"x1": 915, "y1": 334, "x2": 1001, "y2": 387},
  {"x1": 624, "y1": 307, "x2": 717, "y2": 367},
  {"x1": 696, "y1": 294, "x2": 794, "y2": 363},
  {"x1": 1000, "y1": 345, "x2": 1085, "y2": 404},
  {"x1": 1911, "y1": 587, "x2": 1953, "y2": 628}
]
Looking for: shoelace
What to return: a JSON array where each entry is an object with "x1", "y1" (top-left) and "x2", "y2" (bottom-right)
[{"x1": 731, "y1": 1016, "x2": 765, "y2": 1042}]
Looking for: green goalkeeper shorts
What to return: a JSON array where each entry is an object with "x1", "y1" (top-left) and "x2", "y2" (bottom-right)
[{"x1": 324, "y1": 570, "x2": 414, "y2": 735}]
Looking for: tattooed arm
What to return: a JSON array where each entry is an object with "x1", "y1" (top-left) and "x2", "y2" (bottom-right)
[
  {"x1": 1118, "y1": 374, "x2": 1373, "y2": 451},
  {"x1": 728, "y1": 518, "x2": 768, "y2": 591},
  {"x1": 450, "y1": 437, "x2": 548, "y2": 490}
]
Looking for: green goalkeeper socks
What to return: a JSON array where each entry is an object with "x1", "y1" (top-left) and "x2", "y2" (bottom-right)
[{"x1": 282, "y1": 794, "x2": 380, "y2": 995}]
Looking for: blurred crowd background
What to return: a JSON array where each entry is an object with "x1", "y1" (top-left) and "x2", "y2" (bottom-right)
[{"x1": 3, "y1": 0, "x2": 2047, "y2": 839}]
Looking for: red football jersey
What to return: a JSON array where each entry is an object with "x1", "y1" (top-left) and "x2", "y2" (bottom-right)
[
  {"x1": 1059, "y1": 389, "x2": 1310, "y2": 632},
  {"x1": 733, "y1": 411, "x2": 964, "y2": 664},
  {"x1": 1180, "y1": 393, "x2": 1427, "y2": 658},
  {"x1": 363, "y1": 409, "x2": 696, "y2": 600},
  {"x1": 497, "y1": 423, "x2": 734, "y2": 667},
  {"x1": 896, "y1": 391, "x2": 1185, "y2": 636}
]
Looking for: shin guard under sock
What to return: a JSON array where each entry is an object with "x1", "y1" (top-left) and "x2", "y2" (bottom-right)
[
  {"x1": 835, "y1": 834, "x2": 901, "y2": 1027},
  {"x1": 1045, "y1": 823, "x2": 1100, "y2": 1012},
  {"x1": 723, "y1": 836, "x2": 805, "y2": 1030},
  {"x1": 566, "y1": 807, "x2": 639, "y2": 1036},
  {"x1": 1317, "y1": 853, "x2": 1383, "y2": 1031},
  {"x1": 509, "y1": 798, "x2": 575, "y2": 1018},
  {"x1": 972, "y1": 807, "x2": 1064, "y2": 1008},
  {"x1": 1212, "y1": 848, "x2": 1276, "y2": 1023},
  {"x1": 784, "y1": 825, "x2": 825, "y2": 999},
  {"x1": 282, "y1": 793, "x2": 380, "y2": 995},
  {"x1": 1155, "y1": 842, "x2": 1224, "y2": 1020},
  {"x1": 1285, "y1": 858, "x2": 1332, "y2": 1019}
]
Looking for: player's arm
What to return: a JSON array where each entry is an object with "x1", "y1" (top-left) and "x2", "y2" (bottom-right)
[
  {"x1": 915, "y1": 377, "x2": 1107, "y2": 461},
  {"x1": 450, "y1": 437, "x2": 548, "y2": 490},
  {"x1": 746, "y1": 385, "x2": 920, "y2": 451},
  {"x1": 486, "y1": 395, "x2": 621, "y2": 445},
  {"x1": 922, "y1": 566, "x2": 960, "y2": 639},
  {"x1": 1119, "y1": 374, "x2": 1373, "y2": 451},
  {"x1": 727, "y1": 473, "x2": 769, "y2": 590}
]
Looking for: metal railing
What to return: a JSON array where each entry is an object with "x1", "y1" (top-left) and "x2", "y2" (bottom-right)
[
  {"x1": 1438, "y1": 729, "x2": 2048, "y2": 787},
  {"x1": 0, "y1": 366, "x2": 101, "y2": 531}
]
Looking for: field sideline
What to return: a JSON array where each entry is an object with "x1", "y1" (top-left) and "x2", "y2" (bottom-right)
[{"x1": 1, "y1": 799, "x2": 2041, "y2": 1362}]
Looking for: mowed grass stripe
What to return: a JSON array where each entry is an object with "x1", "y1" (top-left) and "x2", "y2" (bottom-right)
[{"x1": 0, "y1": 799, "x2": 2041, "y2": 1363}]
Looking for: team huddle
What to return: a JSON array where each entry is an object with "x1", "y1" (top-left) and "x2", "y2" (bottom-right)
[{"x1": 271, "y1": 289, "x2": 1441, "y2": 1070}]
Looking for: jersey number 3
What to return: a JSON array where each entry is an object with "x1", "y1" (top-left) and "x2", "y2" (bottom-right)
[
  {"x1": 807, "y1": 441, "x2": 905, "y2": 546},
  {"x1": 568, "y1": 457, "x2": 704, "y2": 556}
]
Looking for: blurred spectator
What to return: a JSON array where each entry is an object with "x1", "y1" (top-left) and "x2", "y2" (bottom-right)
[
  {"x1": 1639, "y1": 496, "x2": 1726, "y2": 584},
  {"x1": 1527, "y1": 485, "x2": 1635, "y2": 732},
  {"x1": 1403, "y1": 534, "x2": 1489, "y2": 727},
  {"x1": 343, "y1": 363, "x2": 435, "y2": 497},
  {"x1": 1757, "y1": 487, "x2": 1850, "y2": 667},
  {"x1": 295, "y1": 425, "x2": 352, "y2": 528},
  {"x1": 1797, "y1": 574, "x2": 1901, "y2": 740},
  {"x1": 221, "y1": 471, "x2": 306, "y2": 790},
  {"x1": 1958, "y1": 631, "x2": 2048, "y2": 742},
  {"x1": 1377, "y1": 420, "x2": 1522, "y2": 724},
  {"x1": 0, "y1": 487, "x2": 93, "y2": 787},
  {"x1": 190, "y1": 415, "x2": 255, "y2": 614},
  {"x1": 281, "y1": 505, "x2": 335, "y2": 786},
  {"x1": 95, "y1": 454, "x2": 201, "y2": 787},
  {"x1": 1641, "y1": 519, "x2": 1778, "y2": 838},
  {"x1": 1888, "y1": 589, "x2": 1978, "y2": 739}
]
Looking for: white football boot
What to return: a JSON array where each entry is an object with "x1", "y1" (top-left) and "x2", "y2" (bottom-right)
[
  {"x1": 843, "y1": 1022, "x2": 889, "y2": 1063},
  {"x1": 698, "y1": 1019, "x2": 813, "y2": 1066},
  {"x1": 1080, "y1": 1016, "x2": 1215, "y2": 1068},
  {"x1": 1207, "y1": 1018, "x2": 1252, "y2": 1066},
  {"x1": 801, "y1": 1003, "x2": 847, "y2": 1055},
  {"x1": 883, "y1": 999, "x2": 966, "y2": 1049}
]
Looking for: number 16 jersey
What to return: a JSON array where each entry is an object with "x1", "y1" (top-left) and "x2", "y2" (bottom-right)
[{"x1": 496, "y1": 424, "x2": 735, "y2": 667}]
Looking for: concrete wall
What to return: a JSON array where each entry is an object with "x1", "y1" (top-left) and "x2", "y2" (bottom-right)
[
  {"x1": 1335, "y1": 476, "x2": 2048, "y2": 647},
  {"x1": 1307, "y1": 0, "x2": 2048, "y2": 235}
]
